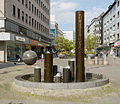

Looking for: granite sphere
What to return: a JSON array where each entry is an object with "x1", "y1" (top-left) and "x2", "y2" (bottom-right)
[{"x1": 22, "y1": 50, "x2": 37, "y2": 65}]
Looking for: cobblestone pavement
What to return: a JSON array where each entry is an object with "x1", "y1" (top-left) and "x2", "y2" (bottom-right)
[{"x1": 0, "y1": 57, "x2": 120, "y2": 104}]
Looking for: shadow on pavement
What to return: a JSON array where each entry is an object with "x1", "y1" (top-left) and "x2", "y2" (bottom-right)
[{"x1": 0, "y1": 62, "x2": 24, "y2": 69}]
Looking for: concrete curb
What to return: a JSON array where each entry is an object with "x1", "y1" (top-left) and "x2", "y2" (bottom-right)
[{"x1": 14, "y1": 73, "x2": 109, "y2": 89}]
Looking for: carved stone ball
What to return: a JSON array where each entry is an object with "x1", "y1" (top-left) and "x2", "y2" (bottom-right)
[{"x1": 22, "y1": 50, "x2": 37, "y2": 65}]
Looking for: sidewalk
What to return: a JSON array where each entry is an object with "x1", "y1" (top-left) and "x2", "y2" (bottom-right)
[{"x1": 0, "y1": 57, "x2": 119, "y2": 104}]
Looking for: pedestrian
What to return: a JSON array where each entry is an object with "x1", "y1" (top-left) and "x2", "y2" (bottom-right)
[
  {"x1": 41, "y1": 54, "x2": 44, "y2": 61},
  {"x1": 106, "y1": 51, "x2": 108, "y2": 56},
  {"x1": 16, "y1": 54, "x2": 20, "y2": 63},
  {"x1": 113, "y1": 51, "x2": 116, "y2": 60}
]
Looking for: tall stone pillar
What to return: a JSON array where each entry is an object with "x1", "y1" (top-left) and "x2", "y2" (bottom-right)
[
  {"x1": 44, "y1": 52, "x2": 53, "y2": 82},
  {"x1": 75, "y1": 11, "x2": 85, "y2": 82}
]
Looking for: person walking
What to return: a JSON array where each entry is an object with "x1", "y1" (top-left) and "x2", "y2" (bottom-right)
[
  {"x1": 113, "y1": 51, "x2": 116, "y2": 60},
  {"x1": 41, "y1": 54, "x2": 44, "y2": 62}
]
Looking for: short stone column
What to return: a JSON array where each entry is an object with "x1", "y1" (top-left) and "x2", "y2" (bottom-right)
[
  {"x1": 54, "y1": 73, "x2": 61, "y2": 83},
  {"x1": 103, "y1": 55, "x2": 109, "y2": 65},
  {"x1": 95, "y1": 57, "x2": 99, "y2": 65},
  {"x1": 34, "y1": 65, "x2": 41, "y2": 82},
  {"x1": 68, "y1": 59, "x2": 75, "y2": 81},
  {"x1": 99, "y1": 58, "x2": 103, "y2": 65},
  {"x1": 88, "y1": 56, "x2": 94, "y2": 65},
  {"x1": 63, "y1": 66, "x2": 71, "y2": 83},
  {"x1": 44, "y1": 52, "x2": 53, "y2": 82}
]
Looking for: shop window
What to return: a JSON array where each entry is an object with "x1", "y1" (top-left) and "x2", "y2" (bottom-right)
[{"x1": 13, "y1": 5, "x2": 16, "y2": 17}]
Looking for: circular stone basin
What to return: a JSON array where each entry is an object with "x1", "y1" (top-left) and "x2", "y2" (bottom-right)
[{"x1": 14, "y1": 73, "x2": 109, "y2": 89}]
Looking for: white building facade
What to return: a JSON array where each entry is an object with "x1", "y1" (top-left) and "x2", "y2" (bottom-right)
[
  {"x1": 0, "y1": 0, "x2": 50, "y2": 62},
  {"x1": 86, "y1": 13, "x2": 104, "y2": 45},
  {"x1": 63, "y1": 31, "x2": 74, "y2": 42}
]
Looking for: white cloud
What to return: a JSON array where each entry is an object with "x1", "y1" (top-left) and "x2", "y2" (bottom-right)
[
  {"x1": 51, "y1": 1, "x2": 78, "y2": 30},
  {"x1": 51, "y1": 1, "x2": 78, "y2": 11},
  {"x1": 51, "y1": 1, "x2": 105, "y2": 30},
  {"x1": 85, "y1": 7, "x2": 105, "y2": 25}
]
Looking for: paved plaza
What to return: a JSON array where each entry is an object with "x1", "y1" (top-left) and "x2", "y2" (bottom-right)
[{"x1": 0, "y1": 56, "x2": 120, "y2": 104}]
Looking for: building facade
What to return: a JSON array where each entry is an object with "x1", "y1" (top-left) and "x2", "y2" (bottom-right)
[
  {"x1": 0, "y1": 0, "x2": 50, "y2": 62},
  {"x1": 63, "y1": 31, "x2": 74, "y2": 42},
  {"x1": 86, "y1": 13, "x2": 104, "y2": 45}
]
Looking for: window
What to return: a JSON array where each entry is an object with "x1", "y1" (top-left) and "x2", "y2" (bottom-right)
[
  {"x1": 32, "y1": 4, "x2": 34, "y2": 13},
  {"x1": 117, "y1": 34, "x2": 119, "y2": 39},
  {"x1": 22, "y1": 0, "x2": 24, "y2": 5},
  {"x1": 22, "y1": 11, "x2": 24, "y2": 21},
  {"x1": 25, "y1": 0, "x2": 28, "y2": 8},
  {"x1": 118, "y1": 11, "x2": 119, "y2": 18},
  {"x1": 117, "y1": 22, "x2": 119, "y2": 29},
  {"x1": 32, "y1": 18, "x2": 34, "y2": 27},
  {"x1": 37, "y1": 9, "x2": 38, "y2": 17},
  {"x1": 29, "y1": 1, "x2": 31, "y2": 10},
  {"x1": 35, "y1": 7, "x2": 36, "y2": 15},
  {"x1": 18, "y1": 8, "x2": 20, "y2": 19},
  {"x1": 35, "y1": 20, "x2": 36, "y2": 28},
  {"x1": 118, "y1": 1, "x2": 119, "y2": 7},
  {"x1": 26, "y1": 14, "x2": 28, "y2": 24},
  {"x1": 13, "y1": 5, "x2": 16, "y2": 17},
  {"x1": 39, "y1": 0, "x2": 41, "y2": 6},
  {"x1": 29, "y1": 16, "x2": 31, "y2": 25}
]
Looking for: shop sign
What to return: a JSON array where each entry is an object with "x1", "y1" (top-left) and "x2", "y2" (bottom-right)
[
  {"x1": 117, "y1": 43, "x2": 120, "y2": 46},
  {"x1": 114, "y1": 41, "x2": 120, "y2": 47},
  {"x1": 29, "y1": 39, "x2": 39, "y2": 46},
  {"x1": 16, "y1": 36, "x2": 25, "y2": 42}
]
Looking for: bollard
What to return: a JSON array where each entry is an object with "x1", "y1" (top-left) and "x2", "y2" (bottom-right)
[
  {"x1": 75, "y1": 11, "x2": 85, "y2": 82},
  {"x1": 63, "y1": 66, "x2": 71, "y2": 83},
  {"x1": 95, "y1": 57, "x2": 99, "y2": 64},
  {"x1": 68, "y1": 59, "x2": 75, "y2": 81},
  {"x1": 53, "y1": 65, "x2": 58, "y2": 77},
  {"x1": 44, "y1": 52, "x2": 53, "y2": 82},
  {"x1": 34, "y1": 65, "x2": 41, "y2": 82},
  {"x1": 103, "y1": 55, "x2": 109, "y2": 65},
  {"x1": 54, "y1": 73, "x2": 61, "y2": 83}
]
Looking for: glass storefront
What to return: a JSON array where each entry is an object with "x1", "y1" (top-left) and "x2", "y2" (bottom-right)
[{"x1": 7, "y1": 42, "x2": 25, "y2": 61}]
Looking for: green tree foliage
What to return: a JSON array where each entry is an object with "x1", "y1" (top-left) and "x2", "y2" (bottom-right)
[
  {"x1": 85, "y1": 34, "x2": 99, "y2": 51},
  {"x1": 55, "y1": 36, "x2": 75, "y2": 52}
]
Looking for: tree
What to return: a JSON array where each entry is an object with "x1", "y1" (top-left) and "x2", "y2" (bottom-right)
[
  {"x1": 55, "y1": 36, "x2": 75, "y2": 52},
  {"x1": 85, "y1": 34, "x2": 99, "y2": 51}
]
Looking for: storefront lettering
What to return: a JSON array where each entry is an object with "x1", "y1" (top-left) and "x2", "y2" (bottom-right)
[{"x1": 16, "y1": 36, "x2": 25, "y2": 42}]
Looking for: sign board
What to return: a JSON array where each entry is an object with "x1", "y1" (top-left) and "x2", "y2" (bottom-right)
[
  {"x1": 29, "y1": 39, "x2": 39, "y2": 46},
  {"x1": 16, "y1": 36, "x2": 25, "y2": 42},
  {"x1": 0, "y1": 20, "x2": 4, "y2": 29}
]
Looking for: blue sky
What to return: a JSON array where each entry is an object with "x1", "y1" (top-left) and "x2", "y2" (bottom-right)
[{"x1": 51, "y1": 0, "x2": 114, "y2": 31}]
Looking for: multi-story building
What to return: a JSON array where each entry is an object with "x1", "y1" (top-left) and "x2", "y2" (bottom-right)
[
  {"x1": 0, "y1": 0, "x2": 50, "y2": 62},
  {"x1": 58, "y1": 29, "x2": 63, "y2": 38},
  {"x1": 86, "y1": 12, "x2": 104, "y2": 45},
  {"x1": 102, "y1": 1, "x2": 117, "y2": 46},
  {"x1": 63, "y1": 31, "x2": 74, "y2": 42}
]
